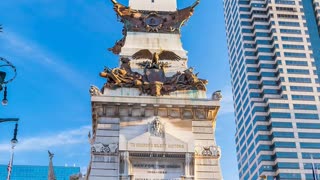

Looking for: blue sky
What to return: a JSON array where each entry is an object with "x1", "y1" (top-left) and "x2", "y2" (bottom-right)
[{"x1": 0, "y1": 0, "x2": 238, "y2": 179}]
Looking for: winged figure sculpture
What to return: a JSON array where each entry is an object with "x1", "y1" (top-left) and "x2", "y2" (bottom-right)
[
  {"x1": 132, "y1": 49, "x2": 181, "y2": 63},
  {"x1": 48, "y1": 150, "x2": 54, "y2": 159}
]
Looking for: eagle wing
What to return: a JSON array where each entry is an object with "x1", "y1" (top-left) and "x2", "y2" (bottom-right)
[
  {"x1": 48, "y1": 150, "x2": 54, "y2": 156},
  {"x1": 159, "y1": 50, "x2": 181, "y2": 61},
  {"x1": 132, "y1": 49, "x2": 153, "y2": 60}
]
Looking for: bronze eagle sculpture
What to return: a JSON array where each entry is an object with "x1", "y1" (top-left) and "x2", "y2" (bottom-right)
[{"x1": 132, "y1": 49, "x2": 182, "y2": 63}]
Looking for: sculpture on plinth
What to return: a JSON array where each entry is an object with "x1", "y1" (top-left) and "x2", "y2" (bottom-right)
[
  {"x1": 89, "y1": 85, "x2": 102, "y2": 96},
  {"x1": 48, "y1": 150, "x2": 56, "y2": 180},
  {"x1": 87, "y1": 0, "x2": 224, "y2": 179}
]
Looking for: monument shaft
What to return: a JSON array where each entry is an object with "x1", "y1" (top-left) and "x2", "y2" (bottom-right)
[{"x1": 88, "y1": 0, "x2": 223, "y2": 179}]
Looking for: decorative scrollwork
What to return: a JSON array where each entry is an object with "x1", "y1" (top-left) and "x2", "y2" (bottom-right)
[{"x1": 110, "y1": 0, "x2": 200, "y2": 34}]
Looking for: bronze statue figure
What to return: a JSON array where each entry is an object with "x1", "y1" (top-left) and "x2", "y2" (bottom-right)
[
  {"x1": 132, "y1": 49, "x2": 181, "y2": 61},
  {"x1": 100, "y1": 59, "x2": 208, "y2": 96},
  {"x1": 108, "y1": 37, "x2": 125, "y2": 55},
  {"x1": 48, "y1": 150, "x2": 54, "y2": 160},
  {"x1": 101, "y1": 0, "x2": 206, "y2": 96},
  {"x1": 100, "y1": 58, "x2": 143, "y2": 89},
  {"x1": 110, "y1": 0, "x2": 141, "y2": 18}
]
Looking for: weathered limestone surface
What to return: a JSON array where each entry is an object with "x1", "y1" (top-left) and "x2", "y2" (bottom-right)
[
  {"x1": 120, "y1": 32, "x2": 188, "y2": 76},
  {"x1": 88, "y1": 95, "x2": 223, "y2": 179},
  {"x1": 129, "y1": 0, "x2": 177, "y2": 12}
]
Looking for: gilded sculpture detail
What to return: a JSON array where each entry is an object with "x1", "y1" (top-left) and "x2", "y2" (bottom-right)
[
  {"x1": 99, "y1": 0, "x2": 207, "y2": 96},
  {"x1": 132, "y1": 49, "x2": 181, "y2": 61},
  {"x1": 100, "y1": 52, "x2": 207, "y2": 96},
  {"x1": 108, "y1": 0, "x2": 200, "y2": 55},
  {"x1": 110, "y1": 0, "x2": 199, "y2": 33},
  {"x1": 108, "y1": 37, "x2": 125, "y2": 55}
]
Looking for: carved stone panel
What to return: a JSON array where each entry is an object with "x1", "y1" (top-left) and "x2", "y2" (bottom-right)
[
  {"x1": 194, "y1": 146, "x2": 221, "y2": 159},
  {"x1": 92, "y1": 142, "x2": 119, "y2": 154}
]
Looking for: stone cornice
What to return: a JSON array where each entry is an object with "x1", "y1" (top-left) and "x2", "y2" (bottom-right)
[
  {"x1": 91, "y1": 95, "x2": 220, "y2": 107},
  {"x1": 91, "y1": 96, "x2": 220, "y2": 136}
]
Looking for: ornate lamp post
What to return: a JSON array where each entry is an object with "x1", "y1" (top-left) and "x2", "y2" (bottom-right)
[
  {"x1": 1, "y1": 25, "x2": 17, "y2": 106},
  {"x1": 1, "y1": 25, "x2": 19, "y2": 180}
]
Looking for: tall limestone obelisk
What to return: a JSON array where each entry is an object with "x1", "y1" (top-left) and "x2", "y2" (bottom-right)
[{"x1": 87, "y1": 0, "x2": 223, "y2": 179}]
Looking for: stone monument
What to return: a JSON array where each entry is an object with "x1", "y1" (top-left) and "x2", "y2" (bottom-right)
[{"x1": 87, "y1": 0, "x2": 223, "y2": 179}]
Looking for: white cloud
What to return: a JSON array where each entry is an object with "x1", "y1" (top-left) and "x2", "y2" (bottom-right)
[
  {"x1": 0, "y1": 31, "x2": 90, "y2": 89},
  {"x1": 0, "y1": 125, "x2": 91, "y2": 152}
]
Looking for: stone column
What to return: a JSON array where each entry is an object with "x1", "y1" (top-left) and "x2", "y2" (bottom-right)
[
  {"x1": 184, "y1": 153, "x2": 194, "y2": 180},
  {"x1": 120, "y1": 151, "x2": 130, "y2": 180}
]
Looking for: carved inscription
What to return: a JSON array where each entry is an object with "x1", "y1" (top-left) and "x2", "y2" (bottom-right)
[
  {"x1": 132, "y1": 160, "x2": 184, "y2": 180},
  {"x1": 129, "y1": 143, "x2": 184, "y2": 149}
]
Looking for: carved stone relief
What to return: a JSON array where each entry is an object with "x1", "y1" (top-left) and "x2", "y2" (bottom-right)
[
  {"x1": 92, "y1": 142, "x2": 119, "y2": 154},
  {"x1": 195, "y1": 109, "x2": 206, "y2": 119},
  {"x1": 148, "y1": 117, "x2": 165, "y2": 137},
  {"x1": 212, "y1": 90, "x2": 222, "y2": 101},
  {"x1": 195, "y1": 145, "x2": 221, "y2": 159},
  {"x1": 89, "y1": 85, "x2": 102, "y2": 96}
]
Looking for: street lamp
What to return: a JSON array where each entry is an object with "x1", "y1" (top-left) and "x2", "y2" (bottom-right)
[
  {"x1": 0, "y1": 57, "x2": 17, "y2": 106},
  {"x1": 0, "y1": 71, "x2": 6, "y2": 90},
  {"x1": 6, "y1": 123, "x2": 18, "y2": 180},
  {"x1": 11, "y1": 123, "x2": 18, "y2": 146},
  {"x1": 0, "y1": 118, "x2": 19, "y2": 180},
  {"x1": 1, "y1": 26, "x2": 17, "y2": 106}
]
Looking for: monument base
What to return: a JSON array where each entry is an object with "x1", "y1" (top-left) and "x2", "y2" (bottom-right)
[{"x1": 88, "y1": 95, "x2": 222, "y2": 180}]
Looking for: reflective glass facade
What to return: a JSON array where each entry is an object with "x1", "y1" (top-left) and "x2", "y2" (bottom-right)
[
  {"x1": 0, "y1": 165, "x2": 80, "y2": 180},
  {"x1": 312, "y1": 0, "x2": 320, "y2": 33},
  {"x1": 304, "y1": 0, "x2": 320, "y2": 82},
  {"x1": 224, "y1": 0, "x2": 320, "y2": 179}
]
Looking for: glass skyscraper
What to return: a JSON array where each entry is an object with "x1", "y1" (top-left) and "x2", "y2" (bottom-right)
[
  {"x1": 223, "y1": 0, "x2": 320, "y2": 179},
  {"x1": 0, "y1": 165, "x2": 80, "y2": 180},
  {"x1": 313, "y1": 0, "x2": 320, "y2": 33}
]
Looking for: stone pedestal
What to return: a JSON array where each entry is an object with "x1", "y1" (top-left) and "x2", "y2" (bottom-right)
[{"x1": 88, "y1": 94, "x2": 222, "y2": 180}]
